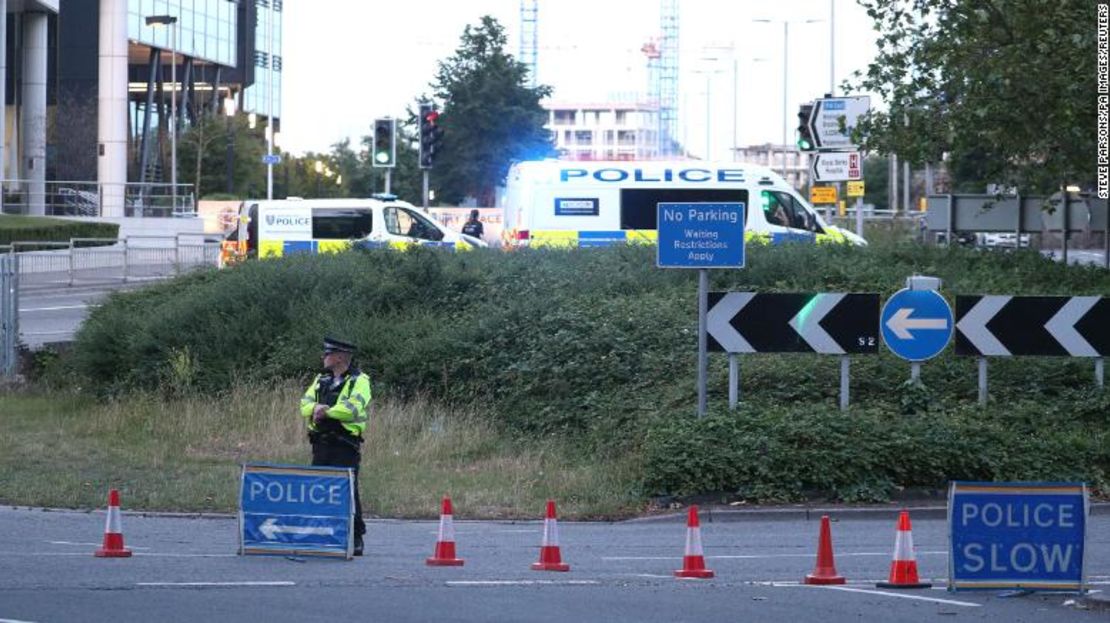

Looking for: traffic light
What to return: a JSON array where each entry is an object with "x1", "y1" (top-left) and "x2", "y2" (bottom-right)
[
  {"x1": 419, "y1": 102, "x2": 443, "y2": 169},
  {"x1": 796, "y1": 102, "x2": 816, "y2": 151},
  {"x1": 372, "y1": 118, "x2": 396, "y2": 168}
]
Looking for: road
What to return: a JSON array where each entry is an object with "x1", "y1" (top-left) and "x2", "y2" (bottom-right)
[
  {"x1": 0, "y1": 506, "x2": 1104, "y2": 622},
  {"x1": 18, "y1": 281, "x2": 152, "y2": 348}
]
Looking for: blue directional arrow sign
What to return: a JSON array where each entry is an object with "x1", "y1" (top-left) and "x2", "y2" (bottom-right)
[
  {"x1": 239, "y1": 463, "x2": 353, "y2": 558},
  {"x1": 881, "y1": 288, "x2": 954, "y2": 361},
  {"x1": 261, "y1": 153, "x2": 282, "y2": 165}
]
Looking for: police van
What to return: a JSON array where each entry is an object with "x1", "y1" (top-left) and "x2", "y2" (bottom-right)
[
  {"x1": 499, "y1": 160, "x2": 866, "y2": 247},
  {"x1": 221, "y1": 195, "x2": 486, "y2": 264}
]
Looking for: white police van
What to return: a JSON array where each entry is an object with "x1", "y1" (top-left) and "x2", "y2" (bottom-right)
[
  {"x1": 221, "y1": 195, "x2": 486, "y2": 264},
  {"x1": 499, "y1": 160, "x2": 866, "y2": 247}
]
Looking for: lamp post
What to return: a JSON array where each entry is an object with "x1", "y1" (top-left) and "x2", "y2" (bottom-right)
[
  {"x1": 693, "y1": 62, "x2": 724, "y2": 160},
  {"x1": 224, "y1": 97, "x2": 236, "y2": 194},
  {"x1": 314, "y1": 160, "x2": 324, "y2": 197},
  {"x1": 753, "y1": 17, "x2": 822, "y2": 177},
  {"x1": 145, "y1": 15, "x2": 178, "y2": 213}
]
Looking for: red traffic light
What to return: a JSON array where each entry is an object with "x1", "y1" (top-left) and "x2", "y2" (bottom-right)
[{"x1": 424, "y1": 110, "x2": 439, "y2": 124}]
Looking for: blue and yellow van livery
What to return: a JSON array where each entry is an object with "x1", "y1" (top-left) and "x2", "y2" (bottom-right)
[
  {"x1": 500, "y1": 160, "x2": 866, "y2": 249},
  {"x1": 221, "y1": 196, "x2": 485, "y2": 265}
]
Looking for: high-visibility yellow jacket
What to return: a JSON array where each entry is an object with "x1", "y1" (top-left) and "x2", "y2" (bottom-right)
[{"x1": 300, "y1": 368, "x2": 372, "y2": 438}]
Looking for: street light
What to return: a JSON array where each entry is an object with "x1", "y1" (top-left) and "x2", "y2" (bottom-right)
[
  {"x1": 693, "y1": 62, "x2": 724, "y2": 160},
  {"x1": 145, "y1": 14, "x2": 178, "y2": 213},
  {"x1": 224, "y1": 96, "x2": 236, "y2": 194},
  {"x1": 753, "y1": 17, "x2": 822, "y2": 178},
  {"x1": 700, "y1": 47, "x2": 768, "y2": 161}
]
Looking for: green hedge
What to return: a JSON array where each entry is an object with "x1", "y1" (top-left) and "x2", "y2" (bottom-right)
[
  {"x1": 641, "y1": 390, "x2": 1110, "y2": 501},
  {"x1": 0, "y1": 215, "x2": 119, "y2": 245},
  {"x1": 69, "y1": 241, "x2": 1110, "y2": 499}
]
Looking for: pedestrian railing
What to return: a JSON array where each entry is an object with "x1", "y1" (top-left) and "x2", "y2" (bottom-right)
[
  {"x1": 0, "y1": 180, "x2": 196, "y2": 217},
  {"x1": 7, "y1": 233, "x2": 223, "y2": 290}
]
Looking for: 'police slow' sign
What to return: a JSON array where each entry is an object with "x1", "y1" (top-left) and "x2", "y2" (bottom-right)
[
  {"x1": 239, "y1": 463, "x2": 354, "y2": 559},
  {"x1": 948, "y1": 482, "x2": 1088, "y2": 592}
]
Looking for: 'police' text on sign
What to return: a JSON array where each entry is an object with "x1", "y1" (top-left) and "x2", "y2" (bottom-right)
[{"x1": 948, "y1": 482, "x2": 1087, "y2": 592}]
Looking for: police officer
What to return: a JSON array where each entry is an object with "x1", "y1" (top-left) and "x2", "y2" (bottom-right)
[
  {"x1": 300, "y1": 336, "x2": 372, "y2": 556},
  {"x1": 461, "y1": 209, "x2": 484, "y2": 239}
]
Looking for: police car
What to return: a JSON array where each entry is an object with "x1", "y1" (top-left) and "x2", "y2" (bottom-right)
[
  {"x1": 221, "y1": 195, "x2": 486, "y2": 265},
  {"x1": 499, "y1": 160, "x2": 866, "y2": 247}
]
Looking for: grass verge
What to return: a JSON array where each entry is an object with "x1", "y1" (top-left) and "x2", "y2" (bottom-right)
[{"x1": 0, "y1": 384, "x2": 644, "y2": 519}]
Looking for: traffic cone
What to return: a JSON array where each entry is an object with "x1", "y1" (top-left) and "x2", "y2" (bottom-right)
[
  {"x1": 94, "y1": 489, "x2": 132, "y2": 558},
  {"x1": 876, "y1": 510, "x2": 931, "y2": 589},
  {"x1": 531, "y1": 500, "x2": 570, "y2": 571},
  {"x1": 426, "y1": 496, "x2": 464, "y2": 566},
  {"x1": 804, "y1": 515, "x2": 845, "y2": 584},
  {"x1": 674, "y1": 505, "x2": 714, "y2": 579}
]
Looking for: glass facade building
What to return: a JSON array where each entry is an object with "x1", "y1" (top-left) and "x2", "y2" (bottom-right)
[
  {"x1": 243, "y1": 0, "x2": 282, "y2": 120},
  {"x1": 127, "y1": 0, "x2": 238, "y2": 67}
]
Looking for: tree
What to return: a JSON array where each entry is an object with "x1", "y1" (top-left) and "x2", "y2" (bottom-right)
[
  {"x1": 429, "y1": 16, "x2": 554, "y2": 206},
  {"x1": 849, "y1": 0, "x2": 1094, "y2": 193},
  {"x1": 177, "y1": 112, "x2": 265, "y2": 198}
]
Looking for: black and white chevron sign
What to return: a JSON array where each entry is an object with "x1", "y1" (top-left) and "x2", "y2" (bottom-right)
[
  {"x1": 707, "y1": 292, "x2": 880, "y2": 354},
  {"x1": 955, "y1": 295, "x2": 1110, "y2": 357}
]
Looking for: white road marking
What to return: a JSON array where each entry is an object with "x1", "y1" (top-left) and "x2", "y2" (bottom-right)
[
  {"x1": 48, "y1": 540, "x2": 150, "y2": 550},
  {"x1": 136, "y1": 581, "x2": 295, "y2": 588},
  {"x1": 0, "y1": 552, "x2": 234, "y2": 558},
  {"x1": 19, "y1": 304, "x2": 92, "y2": 312},
  {"x1": 806, "y1": 585, "x2": 981, "y2": 607},
  {"x1": 446, "y1": 580, "x2": 600, "y2": 587},
  {"x1": 0, "y1": 618, "x2": 41, "y2": 623},
  {"x1": 603, "y1": 550, "x2": 947, "y2": 561}
]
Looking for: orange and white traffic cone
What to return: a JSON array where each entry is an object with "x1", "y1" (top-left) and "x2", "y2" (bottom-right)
[
  {"x1": 531, "y1": 500, "x2": 570, "y2": 572},
  {"x1": 674, "y1": 505, "x2": 714, "y2": 579},
  {"x1": 803, "y1": 515, "x2": 845, "y2": 584},
  {"x1": 94, "y1": 489, "x2": 132, "y2": 558},
  {"x1": 426, "y1": 496, "x2": 464, "y2": 566},
  {"x1": 876, "y1": 510, "x2": 931, "y2": 589}
]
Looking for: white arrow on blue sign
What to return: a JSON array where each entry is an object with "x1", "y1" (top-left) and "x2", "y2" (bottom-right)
[
  {"x1": 262, "y1": 154, "x2": 282, "y2": 165},
  {"x1": 881, "y1": 288, "x2": 954, "y2": 361}
]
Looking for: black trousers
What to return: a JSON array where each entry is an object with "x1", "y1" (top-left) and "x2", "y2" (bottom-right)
[{"x1": 311, "y1": 439, "x2": 366, "y2": 537}]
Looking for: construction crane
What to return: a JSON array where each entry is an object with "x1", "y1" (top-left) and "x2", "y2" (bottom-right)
[{"x1": 520, "y1": 0, "x2": 538, "y2": 88}]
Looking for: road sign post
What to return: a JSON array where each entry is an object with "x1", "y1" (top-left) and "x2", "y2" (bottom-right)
[
  {"x1": 657, "y1": 202, "x2": 746, "y2": 417},
  {"x1": 239, "y1": 463, "x2": 354, "y2": 559},
  {"x1": 949, "y1": 481, "x2": 1088, "y2": 593}
]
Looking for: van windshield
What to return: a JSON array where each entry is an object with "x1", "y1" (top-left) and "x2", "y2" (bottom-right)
[{"x1": 385, "y1": 207, "x2": 444, "y2": 241}]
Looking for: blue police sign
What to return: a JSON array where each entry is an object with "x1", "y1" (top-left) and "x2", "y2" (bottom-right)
[
  {"x1": 949, "y1": 482, "x2": 1088, "y2": 592},
  {"x1": 656, "y1": 202, "x2": 745, "y2": 269},
  {"x1": 881, "y1": 288, "x2": 954, "y2": 361},
  {"x1": 239, "y1": 463, "x2": 354, "y2": 559}
]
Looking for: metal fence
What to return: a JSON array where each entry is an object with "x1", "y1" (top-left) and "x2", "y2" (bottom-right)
[
  {"x1": 6, "y1": 233, "x2": 223, "y2": 290},
  {"x1": 1, "y1": 254, "x2": 16, "y2": 376},
  {"x1": 0, "y1": 180, "x2": 196, "y2": 217}
]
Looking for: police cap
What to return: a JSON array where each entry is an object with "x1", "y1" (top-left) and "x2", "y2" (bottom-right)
[{"x1": 323, "y1": 336, "x2": 357, "y2": 355}]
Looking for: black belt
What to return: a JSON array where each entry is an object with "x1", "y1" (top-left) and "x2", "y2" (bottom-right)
[{"x1": 309, "y1": 430, "x2": 363, "y2": 449}]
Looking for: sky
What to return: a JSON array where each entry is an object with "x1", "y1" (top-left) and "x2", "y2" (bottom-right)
[{"x1": 280, "y1": 0, "x2": 880, "y2": 160}]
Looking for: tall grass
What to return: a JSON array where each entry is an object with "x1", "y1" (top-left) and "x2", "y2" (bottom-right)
[{"x1": 0, "y1": 384, "x2": 643, "y2": 518}]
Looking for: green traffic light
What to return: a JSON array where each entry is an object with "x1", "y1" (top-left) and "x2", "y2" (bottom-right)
[
  {"x1": 797, "y1": 138, "x2": 812, "y2": 150},
  {"x1": 375, "y1": 151, "x2": 390, "y2": 164}
]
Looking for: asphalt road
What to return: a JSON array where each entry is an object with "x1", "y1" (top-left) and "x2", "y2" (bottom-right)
[{"x1": 0, "y1": 506, "x2": 1104, "y2": 622}]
